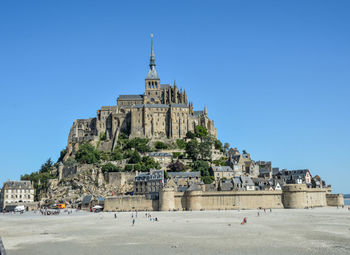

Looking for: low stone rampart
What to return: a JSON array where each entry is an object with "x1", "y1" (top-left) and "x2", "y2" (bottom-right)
[
  {"x1": 282, "y1": 184, "x2": 328, "y2": 208},
  {"x1": 326, "y1": 194, "x2": 344, "y2": 206},
  {"x1": 104, "y1": 195, "x2": 158, "y2": 211}
]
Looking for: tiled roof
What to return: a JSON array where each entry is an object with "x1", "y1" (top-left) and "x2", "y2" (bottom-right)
[
  {"x1": 149, "y1": 152, "x2": 172, "y2": 157},
  {"x1": 168, "y1": 171, "x2": 200, "y2": 178},
  {"x1": 118, "y1": 95, "x2": 144, "y2": 100},
  {"x1": 212, "y1": 166, "x2": 233, "y2": 172}
]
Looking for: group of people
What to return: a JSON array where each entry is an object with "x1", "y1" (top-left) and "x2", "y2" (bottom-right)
[{"x1": 257, "y1": 208, "x2": 272, "y2": 216}]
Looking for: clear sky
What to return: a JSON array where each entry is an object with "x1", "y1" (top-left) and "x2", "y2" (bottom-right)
[{"x1": 0, "y1": 0, "x2": 349, "y2": 193}]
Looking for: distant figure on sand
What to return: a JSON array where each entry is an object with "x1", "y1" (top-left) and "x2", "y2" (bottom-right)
[
  {"x1": 241, "y1": 217, "x2": 247, "y2": 224},
  {"x1": 132, "y1": 218, "x2": 135, "y2": 226},
  {"x1": 114, "y1": 213, "x2": 117, "y2": 219}
]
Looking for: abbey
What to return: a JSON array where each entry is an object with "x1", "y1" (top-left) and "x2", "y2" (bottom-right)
[{"x1": 66, "y1": 37, "x2": 217, "y2": 156}]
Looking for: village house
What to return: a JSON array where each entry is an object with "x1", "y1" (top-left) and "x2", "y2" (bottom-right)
[
  {"x1": 211, "y1": 166, "x2": 234, "y2": 180},
  {"x1": 240, "y1": 176, "x2": 256, "y2": 191},
  {"x1": 279, "y1": 169, "x2": 312, "y2": 187},
  {"x1": 0, "y1": 180, "x2": 35, "y2": 211},
  {"x1": 134, "y1": 169, "x2": 164, "y2": 198},
  {"x1": 148, "y1": 152, "x2": 172, "y2": 167},
  {"x1": 167, "y1": 171, "x2": 201, "y2": 192}
]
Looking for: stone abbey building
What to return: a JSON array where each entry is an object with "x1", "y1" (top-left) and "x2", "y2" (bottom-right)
[{"x1": 66, "y1": 37, "x2": 216, "y2": 156}]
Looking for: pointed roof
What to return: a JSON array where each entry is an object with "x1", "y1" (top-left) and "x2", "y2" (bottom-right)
[{"x1": 146, "y1": 34, "x2": 159, "y2": 80}]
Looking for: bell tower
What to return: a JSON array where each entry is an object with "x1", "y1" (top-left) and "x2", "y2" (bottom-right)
[{"x1": 145, "y1": 34, "x2": 161, "y2": 104}]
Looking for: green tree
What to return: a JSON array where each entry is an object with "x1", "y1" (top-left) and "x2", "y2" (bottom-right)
[
  {"x1": 167, "y1": 160, "x2": 186, "y2": 172},
  {"x1": 199, "y1": 136, "x2": 213, "y2": 160},
  {"x1": 142, "y1": 156, "x2": 161, "y2": 171},
  {"x1": 186, "y1": 131, "x2": 196, "y2": 139},
  {"x1": 192, "y1": 160, "x2": 211, "y2": 177},
  {"x1": 185, "y1": 139, "x2": 199, "y2": 160},
  {"x1": 57, "y1": 149, "x2": 67, "y2": 163},
  {"x1": 123, "y1": 149, "x2": 134, "y2": 159},
  {"x1": 124, "y1": 164, "x2": 133, "y2": 171},
  {"x1": 101, "y1": 162, "x2": 121, "y2": 173},
  {"x1": 176, "y1": 139, "x2": 186, "y2": 149},
  {"x1": 111, "y1": 148, "x2": 123, "y2": 161},
  {"x1": 154, "y1": 141, "x2": 168, "y2": 150},
  {"x1": 125, "y1": 138, "x2": 151, "y2": 153},
  {"x1": 194, "y1": 125, "x2": 208, "y2": 139},
  {"x1": 173, "y1": 152, "x2": 181, "y2": 159},
  {"x1": 214, "y1": 140, "x2": 223, "y2": 151},
  {"x1": 75, "y1": 143, "x2": 100, "y2": 164},
  {"x1": 39, "y1": 158, "x2": 54, "y2": 173},
  {"x1": 201, "y1": 176, "x2": 215, "y2": 184},
  {"x1": 129, "y1": 150, "x2": 142, "y2": 164},
  {"x1": 223, "y1": 143, "x2": 230, "y2": 153}
]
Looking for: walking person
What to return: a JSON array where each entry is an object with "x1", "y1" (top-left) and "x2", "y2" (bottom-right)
[{"x1": 132, "y1": 218, "x2": 135, "y2": 226}]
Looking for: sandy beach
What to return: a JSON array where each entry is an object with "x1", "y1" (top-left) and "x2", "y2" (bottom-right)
[{"x1": 1, "y1": 207, "x2": 350, "y2": 255}]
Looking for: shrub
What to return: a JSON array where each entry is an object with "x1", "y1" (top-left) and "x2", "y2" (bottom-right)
[
  {"x1": 99, "y1": 132, "x2": 107, "y2": 141},
  {"x1": 125, "y1": 138, "x2": 151, "y2": 153},
  {"x1": 100, "y1": 151, "x2": 111, "y2": 161},
  {"x1": 64, "y1": 157, "x2": 77, "y2": 167},
  {"x1": 124, "y1": 164, "x2": 133, "y2": 171},
  {"x1": 111, "y1": 148, "x2": 123, "y2": 161},
  {"x1": 129, "y1": 151, "x2": 141, "y2": 164},
  {"x1": 176, "y1": 139, "x2": 186, "y2": 149},
  {"x1": 101, "y1": 163, "x2": 121, "y2": 173},
  {"x1": 154, "y1": 141, "x2": 168, "y2": 150},
  {"x1": 186, "y1": 131, "x2": 195, "y2": 139},
  {"x1": 173, "y1": 152, "x2": 181, "y2": 158}
]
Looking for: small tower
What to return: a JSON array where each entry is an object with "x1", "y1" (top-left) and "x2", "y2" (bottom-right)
[
  {"x1": 204, "y1": 105, "x2": 208, "y2": 116},
  {"x1": 145, "y1": 34, "x2": 161, "y2": 103}
]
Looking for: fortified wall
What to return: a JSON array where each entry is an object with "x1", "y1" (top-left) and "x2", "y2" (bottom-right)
[
  {"x1": 104, "y1": 184, "x2": 344, "y2": 211},
  {"x1": 326, "y1": 194, "x2": 344, "y2": 207}
]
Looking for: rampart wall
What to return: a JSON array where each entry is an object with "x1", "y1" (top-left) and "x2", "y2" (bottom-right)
[
  {"x1": 104, "y1": 195, "x2": 158, "y2": 211},
  {"x1": 326, "y1": 194, "x2": 344, "y2": 207},
  {"x1": 282, "y1": 184, "x2": 328, "y2": 208},
  {"x1": 104, "y1": 184, "x2": 343, "y2": 212}
]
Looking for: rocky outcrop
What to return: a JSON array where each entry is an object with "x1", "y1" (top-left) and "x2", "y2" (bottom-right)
[{"x1": 40, "y1": 165, "x2": 134, "y2": 207}]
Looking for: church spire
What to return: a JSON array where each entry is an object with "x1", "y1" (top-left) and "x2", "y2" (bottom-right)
[
  {"x1": 149, "y1": 33, "x2": 155, "y2": 69},
  {"x1": 146, "y1": 33, "x2": 159, "y2": 80}
]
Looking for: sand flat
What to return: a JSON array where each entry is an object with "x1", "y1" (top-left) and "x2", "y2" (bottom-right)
[{"x1": 1, "y1": 207, "x2": 350, "y2": 255}]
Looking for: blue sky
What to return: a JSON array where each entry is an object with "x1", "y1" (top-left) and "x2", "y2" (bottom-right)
[{"x1": 0, "y1": 0, "x2": 349, "y2": 193}]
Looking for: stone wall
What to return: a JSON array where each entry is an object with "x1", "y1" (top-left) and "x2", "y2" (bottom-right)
[
  {"x1": 282, "y1": 184, "x2": 327, "y2": 208},
  {"x1": 326, "y1": 194, "x2": 344, "y2": 206},
  {"x1": 104, "y1": 195, "x2": 158, "y2": 211},
  {"x1": 171, "y1": 190, "x2": 283, "y2": 211},
  {"x1": 105, "y1": 184, "x2": 342, "y2": 212},
  {"x1": 105, "y1": 172, "x2": 136, "y2": 187}
]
